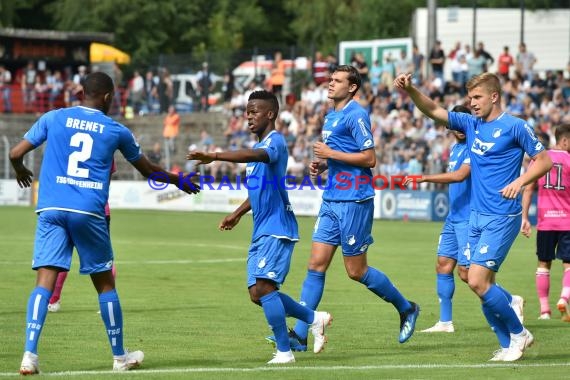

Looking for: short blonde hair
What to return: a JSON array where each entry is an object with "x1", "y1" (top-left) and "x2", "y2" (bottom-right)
[{"x1": 466, "y1": 72, "x2": 501, "y2": 99}]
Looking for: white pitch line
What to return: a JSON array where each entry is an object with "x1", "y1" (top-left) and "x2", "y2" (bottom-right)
[{"x1": 2, "y1": 362, "x2": 570, "y2": 376}]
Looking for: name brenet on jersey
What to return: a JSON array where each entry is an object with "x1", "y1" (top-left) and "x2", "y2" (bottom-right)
[{"x1": 65, "y1": 117, "x2": 106, "y2": 134}]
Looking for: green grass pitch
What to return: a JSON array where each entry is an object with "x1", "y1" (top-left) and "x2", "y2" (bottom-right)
[{"x1": 1, "y1": 206, "x2": 569, "y2": 379}]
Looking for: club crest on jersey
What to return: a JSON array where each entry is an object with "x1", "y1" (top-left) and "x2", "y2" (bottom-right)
[
  {"x1": 246, "y1": 166, "x2": 254, "y2": 176},
  {"x1": 471, "y1": 138, "x2": 495, "y2": 155},
  {"x1": 322, "y1": 131, "x2": 331, "y2": 143},
  {"x1": 492, "y1": 128, "x2": 502, "y2": 138}
]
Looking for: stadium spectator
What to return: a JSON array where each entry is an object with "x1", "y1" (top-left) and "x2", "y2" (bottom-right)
[
  {"x1": 429, "y1": 40, "x2": 446, "y2": 87},
  {"x1": 412, "y1": 44, "x2": 425, "y2": 85},
  {"x1": 10, "y1": 71, "x2": 199, "y2": 375},
  {"x1": 188, "y1": 90, "x2": 332, "y2": 364},
  {"x1": 312, "y1": 51, "x2": 329, "y2": 86},
  {"x1": 516, "y1": 43, "x2": 537, "y2": 82},
  {"x1": 0, "y1": 65, "x2": 12, "y2": 113},
  {"x1": 287, "y1": 65, "x2": 419, "y2": 352},
  {"x1": 162, "y1": 105, "x2": 180, "y2": 155},
  {"x1": 521, "y1": 124, "x2": 570, "y2": 320},
  {"x1": 128, "y1": 70, "x2": 144, "y2": 115},
  {"x1": 157, "y1": 68, "x2": 173, "y2": 114},
  {"x1": 476, "y1": 41, "x2": 495, "y2": 72},
  {"x1": 197, "y1": 62, "x2": 214, "y2": 112},
  {"x1": 395, "y1": 71, "x2": 552, "y2": 361},
  {"x1": 143, "y1": 70, "x2": 158, "y2": 114},
  {"x1": 47, "y1": 70, "x2": 64, "y2": 110},
  {"x1": 21, "y1": 61, "x2": 37, "y2": 113},
  {"x1": 497, "y1": 46, "x2": 514, "y2": 80}
]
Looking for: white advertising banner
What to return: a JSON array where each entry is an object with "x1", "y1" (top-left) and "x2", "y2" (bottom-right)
[{"x1": 0, "y1": 179, "x2": 32, "y2": 206}]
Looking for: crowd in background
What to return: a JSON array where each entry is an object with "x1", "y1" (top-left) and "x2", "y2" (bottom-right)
[
  {"x1": 196, "y1": 41, "x2": 570, "y2": 190},
  {"x1": 2, "y1": 40, "x2": 570, "y2": 190}
]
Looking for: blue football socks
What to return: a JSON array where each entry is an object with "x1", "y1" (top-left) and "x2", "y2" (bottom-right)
[
  {"x1": 360, "y1": 266, "x2": 411, "y2": 313},
  {"x1": 293, "y1": 270, "x2": 325, "y2": 340},
  {"x1": 482, "y1": 285, "x2": 523, "y2": 337},
  {"x1": 437, "y1": 273, "x2": 455, "y2": 322},
  {"x1": 260, "y1": 291, "x2": 289, "y2": 352},
  {"x1": 98, "y1": 289, "x2": 125, "y2": 356},
  {"x1": 24, "y1": 286, "x2": 52, "y2": 354},
  {"x1": 278, "y1": 292, "x2": 314, "y2": 324}
]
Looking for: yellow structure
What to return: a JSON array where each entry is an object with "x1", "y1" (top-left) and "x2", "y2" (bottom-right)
[{"x1": 90, "y1": 42, "x2": 131, "y2": 64}]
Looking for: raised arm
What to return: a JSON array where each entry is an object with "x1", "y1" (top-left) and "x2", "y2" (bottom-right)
[
  {"x1": 188, "y1": 148, "x2": 269, "y2": 164},
  {"x1": 393, "y1": 73, "x2": 449, "y2": 126}
]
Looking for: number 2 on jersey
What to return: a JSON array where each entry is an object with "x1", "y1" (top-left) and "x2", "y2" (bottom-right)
[{"x1": 67, "y1": 132, "x2": 93, "y2": 178}]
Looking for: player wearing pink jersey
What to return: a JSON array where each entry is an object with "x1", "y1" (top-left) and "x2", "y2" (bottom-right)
[
  {"x1": 522, "y1": 124, "x2": 570, "y2": 320},
  {"x1": 48, "y1": 160, "x2": 118, "y2": 312}
]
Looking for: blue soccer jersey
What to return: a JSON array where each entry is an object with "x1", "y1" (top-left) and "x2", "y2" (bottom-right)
[
  {"x1": 447, "y1": 141, "x2": 471, "y2": 222},
  {"x1": 448, "y1": 111, "x2": 544, "y2": 215},
  {"x1": 245, "y1": 130, "x2": 299, "y2": 242},
  {"x1": 24, "y1": 106, "x2": 142, "y2": 217},
  {"x1": 321, "y1": 100, "x2": 375, "y2": 202}
]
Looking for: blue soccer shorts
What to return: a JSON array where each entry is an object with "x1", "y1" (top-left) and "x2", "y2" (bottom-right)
[
  {"x1": 468, "y1": 211, "x2": 522, "y2": 272},
  {"x1": 32, "y1": 210, "x2": 114, "y2": 274},
  {"x1": 437, "y1": 219, "x2": 470, "y2": 267},
  {"x1": 247, "y1": 235, "x2": 295, "y2": 288},
  {"x1": 312, "y1": 199, "x2": 374, "y2": 256}
]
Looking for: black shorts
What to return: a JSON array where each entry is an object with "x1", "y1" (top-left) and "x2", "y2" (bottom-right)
[{"x1": 536, "y1": 230, "x2": 570, "y2": 262}]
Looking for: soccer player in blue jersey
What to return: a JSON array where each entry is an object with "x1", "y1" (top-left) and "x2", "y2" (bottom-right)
[
  {"x1": 404, "y1": 105, "x2": 473, "y2": 333},
  {"x1": 284, "y1": 65, "x2": 419, "y2": 351},
  {"x1": 187, "y1": 90, "x2": 332, "y2": 364},
  {"x1": 10, "y1": 72, "x2": 199, "y2": 375},
  {"x1": 406, "y1": 105, "x2": 524, "y2": 333},
  {"x1": 395, "y1": 72, "x2": 552, "y2": 361}
]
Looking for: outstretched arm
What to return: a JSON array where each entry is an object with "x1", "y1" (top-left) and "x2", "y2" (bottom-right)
[
  {"x1": 314, "y1": 143, "x2": 375, "y2": 168},
  {"x1": 219, "y1": 198, "x2": 251, "y2": 231},
  {"x1": 188, "y1": 148, "x2": 269, "y2": 164},
  {"x1": 9, "y1": 140, "x2": 35, "y2": 188},
  {"x1": 404, "y1": 164, "x2": 470, "y2": 186},
  {"x1": 131, "y1": 155, "x2": 200, "y2": 194},
  {"x1": 393, "y1": 73, "x2": 449, "y2": 126}
]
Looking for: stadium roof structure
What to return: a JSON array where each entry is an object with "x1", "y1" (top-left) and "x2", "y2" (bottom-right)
[{"x1": 0, "y1": 27, "x2": 113, "y2": 43}]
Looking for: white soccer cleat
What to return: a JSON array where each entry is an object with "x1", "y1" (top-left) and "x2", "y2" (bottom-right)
[
  {"x1": 310, "y1": 311, "x2": 332, "y2": 354},
  {"x1": 538, "y1": 312, "x2": 551, "y2": 320},
  {"x1": 488, "y1": 347, "x2": 509, "y2": 361},
  {"x1": 267, "y1": 350, "x2": 295, "y2": 364},
  {"x1": 501, "y1": 329, "x2": 534, "y2": 362},
  {"x1": 511, "y1": 295, "x2": 525, "y2": 324},
  {"x1": 113, "y1": 350, "x2": 144, "y2": 371},
  {"x1": 19, "y1": 351, "x2": 39, "y2": 375},
  {"x1": 556, "y1": 299, "x2": 570, "y2": 322},
  {"x1": 420, "y1": 321, "x2": 455, "y2": 333},
  {"x1": 47, "y1": 301, "x2": 61, "y2": 313}
]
